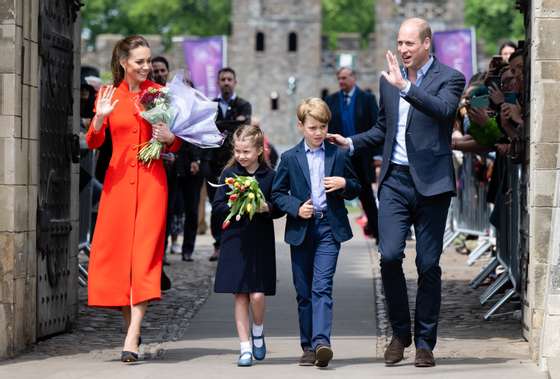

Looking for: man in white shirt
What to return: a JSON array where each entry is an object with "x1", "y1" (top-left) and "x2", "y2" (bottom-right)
[{"x1": 328, "y1": 17, "x2": 465, "y2": 367}]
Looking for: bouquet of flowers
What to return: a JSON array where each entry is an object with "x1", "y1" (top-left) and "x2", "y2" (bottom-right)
[
  {"x1": 220, "y1": 175, "x2": 266, "y2": 230},
  {"x1": 137, "y1": 73, "x2": 223, "y2": 166},
  {"x1": 137, "y1": 87, "x2": 175, "y2": 165}
]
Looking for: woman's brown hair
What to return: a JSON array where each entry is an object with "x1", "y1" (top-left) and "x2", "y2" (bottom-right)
[
  {"x1": 225, "y1": 124, "x2": 267, "y2": 169},
  {"x1": 111, "y1": 35, "x2": 150, "y2": 85}
]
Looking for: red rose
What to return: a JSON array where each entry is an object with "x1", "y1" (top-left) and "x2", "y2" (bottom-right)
[{"x1": 229, "y1": 194, "x2": 238, "y2": 201}]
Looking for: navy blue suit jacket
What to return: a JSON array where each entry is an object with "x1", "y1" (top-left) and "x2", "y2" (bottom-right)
[
  {"x1": 325, "y1": 87, "x2": 379, "y2": 137},
  {"x1": 272, "y1": 140, "x2": 361, "y2": 246},
  {"x1": 325, "y1": 87, "x2": 380, "y2": 182},
  {"x1": 352, "y1": 58, "x2": 466, "y2": 197}
]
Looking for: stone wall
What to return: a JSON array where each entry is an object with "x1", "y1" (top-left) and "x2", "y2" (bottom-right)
[
  {"x1": 374, "y1": 0, "x2": 465, "y2": 74},
  {"x1": 228, "y1": 0, "x2": 322, "y2": 148},
  {"x1": 80, "y1": 2, "x2": 382, "y2": 149},
  {"x1": 526, "y1": 0, "x2": 560, "y2": 368},
  {"x1": 319, "y1": 33, "x2": 379, "y2": 97},
  {"x1": 0, "y1": 0, "x2": 40, "y2": 358},
  {"x1": 0, "y1": 0, "x2": 81, "y2": 358}
]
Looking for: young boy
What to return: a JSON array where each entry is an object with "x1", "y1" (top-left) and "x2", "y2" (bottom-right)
[{"x1": 272, "y1": 97, "x2": 361, "y2": 367}]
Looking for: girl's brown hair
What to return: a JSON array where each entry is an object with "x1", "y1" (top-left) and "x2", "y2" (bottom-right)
[
  {"x1": 111, "y1": 35, "x2": 150, "y2": 85},
  {"x1": 225, "y1": 124, "x2": 267, "y2": 169}
]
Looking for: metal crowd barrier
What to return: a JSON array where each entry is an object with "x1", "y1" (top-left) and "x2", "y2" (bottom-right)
[
  {"x1": 479, "y1": 161, "x2": 521, "y2": 320},
  {"x1": 78, "y1": 147, "x2": 96, "y2": 287},
  {"x1": 444, "y1": 152, "x2": 493, "y2": 265},
  {"x1": 445, "y1": 153, "x2": 522, "y2": 320}
]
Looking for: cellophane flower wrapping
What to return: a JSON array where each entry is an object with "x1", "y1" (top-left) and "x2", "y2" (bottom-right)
[
  {"x1": 221, "y1": 175, "x2": 266, "y2": 230},
  {"x1": 167, "y1": 73, "x2": 223, "y2": 148}
]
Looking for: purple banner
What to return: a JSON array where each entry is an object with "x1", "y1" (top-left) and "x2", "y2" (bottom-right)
[
  {"x1": 183, "y1": 36, "x2": 225, "y2": 99},
  {"x1": 433, "y1": 29, "x2": 476, "y2": 82}
]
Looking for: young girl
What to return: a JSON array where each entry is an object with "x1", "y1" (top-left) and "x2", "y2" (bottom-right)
[{"x1": 213, "y1": 124, "x2": 284, "y2": 367}]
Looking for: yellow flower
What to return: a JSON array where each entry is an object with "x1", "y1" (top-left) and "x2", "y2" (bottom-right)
[
  {"x1": 246, "y1": 203, "x2": 252, "y2": 212},
  {"x1": 244, "y1": 180, "x2": 252, "y2": 187},
  {"x1": 248, "y1": 193, "x2": 255, "y2": 200}
]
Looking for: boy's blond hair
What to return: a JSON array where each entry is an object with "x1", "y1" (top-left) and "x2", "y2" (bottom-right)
[{"x1": 296, "y1": 97, "x2": 331, "y2": 124}]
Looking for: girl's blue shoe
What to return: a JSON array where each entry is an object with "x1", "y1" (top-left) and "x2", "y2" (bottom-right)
[
  {"x1": 252, "y1": 334, "x2": 266, "y2": 360},
  {"x1": 238, "y1": 351, "x2": 253, "y2": 367}
]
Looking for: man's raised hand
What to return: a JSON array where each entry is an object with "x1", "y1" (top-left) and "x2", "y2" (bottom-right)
[{"x1": 380, "y1": 50, "x2": 407, "y2": 90}]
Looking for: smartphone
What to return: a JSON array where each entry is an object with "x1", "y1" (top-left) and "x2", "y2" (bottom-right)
[
  {"x1": 504, "y1": 92, "x2": 518, "y2": 104},
  {"x1": 485, "y1": 75, "x2": 501, "y2": 90},
  {"x1": 470, "y1": 95, "x2": 490, "y2": 109},
  {"x1": 489, "y1": 55, "x2": 504, "y2": 70}
]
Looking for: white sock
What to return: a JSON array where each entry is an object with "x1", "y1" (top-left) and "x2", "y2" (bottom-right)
[
  {"x1": 252, "y1": 323, "x2": 264, "y2": 348},
  {"x1": 240, "y1": 341, "x2": 252, "y2": 354}
]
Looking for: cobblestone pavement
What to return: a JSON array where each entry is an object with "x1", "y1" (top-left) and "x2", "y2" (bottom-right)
[
  {"x1": 371, "y1": 237, "x2": 530, "y2": 361},
  {"x1": 19, "y1": 234, "x2": 217, "y2": 361}
]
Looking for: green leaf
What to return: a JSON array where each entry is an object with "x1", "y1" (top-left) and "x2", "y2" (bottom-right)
[
  {"x1": 465, "y1": 0, "x2": 525, "y2": 56},
  {"x1": 322, "y1": 0, "x2": 375, "y2": 49},
  {"x1": 82, "y1": 0, "x2": 231, "y2": 49}
]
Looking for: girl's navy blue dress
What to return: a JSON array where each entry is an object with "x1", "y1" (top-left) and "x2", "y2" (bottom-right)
[{"x1": 213, "y1": 163, "x2": 284, "y2": 295}]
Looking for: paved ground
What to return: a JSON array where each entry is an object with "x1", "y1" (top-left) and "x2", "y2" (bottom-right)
[
  {"x1": 14, "y1": 236, "x2": 217, "y2": 360},
  {"x1": 374, "y1": 237, "x2": 532, "y2": 362},
  {"x1": 0, "y1": 216, "x2": 547, "y2": 378}
]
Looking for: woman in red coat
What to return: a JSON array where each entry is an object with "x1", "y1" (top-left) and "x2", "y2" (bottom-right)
[{"x1": 86, "y1": 35, "x2": 180, "y2": 362}]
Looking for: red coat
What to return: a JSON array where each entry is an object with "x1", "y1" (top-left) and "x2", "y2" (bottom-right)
[{"x1": 86, "y1": 80, "x2": 181, "y2": 307}]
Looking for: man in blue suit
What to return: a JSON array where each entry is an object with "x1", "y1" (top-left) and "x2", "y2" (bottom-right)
[
  {"x1": 272, "y1": 98, "x2": 361, "y2": 368},
  {"x1": 325, "y1": 68, "x2": 380, "y2": 241},
  {"x1": 328, "y1": 18, "x2": 466, "y2": 367}
]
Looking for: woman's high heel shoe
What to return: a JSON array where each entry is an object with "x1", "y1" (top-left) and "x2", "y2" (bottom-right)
[
  {"x1": 121, "y1": 335, "x2": 141, "y2": 363},
  {"x1": 121, "y1": 350, "x2": 138, "y2": 362}
]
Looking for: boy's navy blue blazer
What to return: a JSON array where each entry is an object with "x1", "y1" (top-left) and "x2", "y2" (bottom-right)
[{"x1": 272, "y1": 139, "x2": 361, "y2": 246}]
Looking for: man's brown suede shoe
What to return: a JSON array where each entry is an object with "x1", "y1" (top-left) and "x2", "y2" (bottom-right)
[
  {"x1": 384, "y1": 336, "x2": 412, "y2": 364},
  {"x1": 315, "y1": 345, "x2": 333, "y2": 368},
  {"x1": 414, "y1": 348, "x2": 435, "y2": 367},
  {"x1": 299, "y1": 350, "x2": 316, "y2": 366}
]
